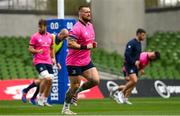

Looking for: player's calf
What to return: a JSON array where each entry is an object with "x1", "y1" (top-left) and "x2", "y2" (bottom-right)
[{"x1": 71, "y1": 94, "x2": 78, "y2": 106}]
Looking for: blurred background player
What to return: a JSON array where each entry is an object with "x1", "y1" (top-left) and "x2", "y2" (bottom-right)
[
  {"x1": 61, "y1": 6, "x2": 100, "y2": 115},
  {"x1": 110, "y1": 28, "x2": 146, "y2": 104},
  {"x1": 110, "y1": 51, "x2": 160, "y2": 104},
  {"x1": 22, "y1": 19, "x2": 55, "y2": 106},
  {"x1": 21, "y1": 28, "x2": 69, "y2": 105}
]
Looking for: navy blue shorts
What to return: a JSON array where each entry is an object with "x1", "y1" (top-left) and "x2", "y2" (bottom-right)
[
  {"x1": 35, "y1": 63, "x2": 53, "y2": 74},
  {"x1": 67, "y1": 61, "x2": 95, "y2": 76},
  {"x1": 123, "y1": 64, "x2": 138, "y2": 77}
]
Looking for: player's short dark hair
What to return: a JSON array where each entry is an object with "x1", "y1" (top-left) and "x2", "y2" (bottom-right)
[
  {"x1": 38, "y1": 19, "x2": 47, "y2": 26},
  {"x1": 154, "y1": 51, "x2": 160, "y2": 60},
  {"x1": 136, "y1": 28, "x2": 146, "y2": 35},
  {"x1": 79, "y1": 5, "x2": 90, "y2": 11}
]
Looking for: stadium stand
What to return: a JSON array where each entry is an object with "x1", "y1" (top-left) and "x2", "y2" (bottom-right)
[
  {"x1": 145, "y1": 32, "x2": 180, "y2": 79},
  {"x1": 0, "y1": 36, "x2": 38, "y2": 80},
  {"x1": 0, "y1": 32, "x2": 180, "y2": 80}
]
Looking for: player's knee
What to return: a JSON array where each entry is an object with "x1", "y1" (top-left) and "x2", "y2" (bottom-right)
[
  {"x1": 129, "y1": 75, "x2": 138, "y2": 84},
  {"x1": 41, "y1": 78, "x2": 48, "y2": 86},
  {"x1": 131, "y1": 79, "x2": 137, "y2": 85},
  {"x1": 70, "y1": 83, "x2": 79, "y2": 93},
  {"x1": 45, "y1": 77, "x2": 50, "y2": 81},
  {"x1": 74, "y1": 84, "x2": 80, "y2": 91},
  {"x1": 48, "y1": 78, "x2": 52, "y2": 85},
  {"x1": 71, "y1": 83, "x2": 80, "y2": 89},
  {"x1": 44, "y1": 77, "x2": 51, "y2": 84}
]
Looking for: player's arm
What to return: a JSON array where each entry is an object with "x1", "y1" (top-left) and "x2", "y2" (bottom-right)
[
  {"x1": 50, "y1": 44, "x2": 56, "y2": 65},
  {"x1": 28, "y1": 45, "x2": 43, "y2": 54},
  {"x1": 67, "y1": 37, "x2": 95, "y2": 50},
  {"x1": 67, "y1": 37, "x2": 80, "y2": 49}
]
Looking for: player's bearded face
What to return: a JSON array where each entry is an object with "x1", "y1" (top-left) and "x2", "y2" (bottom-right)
[
  {"x1": 139, "y1": 33, "x2": 146, "y2": 41},
  {"x1": 81, "y1": 8, "x2": 91, "y2": 22}
]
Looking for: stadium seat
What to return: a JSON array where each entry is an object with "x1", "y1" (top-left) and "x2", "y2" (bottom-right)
[{"x1": 0, "y1": 32, "x2": 180, "y2": 80}]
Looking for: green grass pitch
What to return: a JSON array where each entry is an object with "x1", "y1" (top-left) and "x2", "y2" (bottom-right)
[{"x1": 0, "y1": 97, "x2": 180, "y2": 115}]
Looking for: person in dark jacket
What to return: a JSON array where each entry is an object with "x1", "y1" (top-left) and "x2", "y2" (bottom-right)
[{"x1": 110, "y1": 28, "x2": 146, "y2": 104}]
